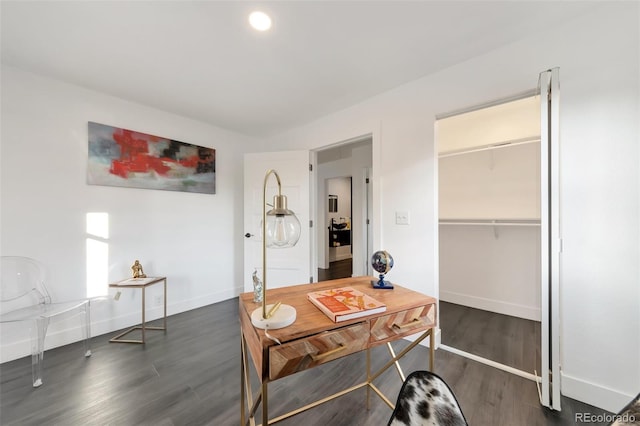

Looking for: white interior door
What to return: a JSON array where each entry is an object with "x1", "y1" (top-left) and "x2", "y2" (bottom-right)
[
  {"x1": 539, "y1": 67, "x2": 561, "y2": 410},
  {"x1": 243, "y1": 151, "x2": 311, "y2": 293}
]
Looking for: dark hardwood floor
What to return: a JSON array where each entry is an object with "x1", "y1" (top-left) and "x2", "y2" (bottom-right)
[
  {"x1": 1, "y1": 298, "x2": 610, "y2": 425},
  {"x1": 318, "y1": 258, "x2": 352, "y2": 281},
  {"x1": 439, "y1": 301, "x2": 541, "y2": 374}
]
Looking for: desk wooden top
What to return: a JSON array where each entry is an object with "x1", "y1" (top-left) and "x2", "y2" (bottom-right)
[{"x1": 239, "y1": 276, "x2": 436, "y2": 346}]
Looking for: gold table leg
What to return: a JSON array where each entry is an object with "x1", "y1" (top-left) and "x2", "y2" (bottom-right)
[
  {"x1": 241, "y1": 332, "x2": 246, "y2": 426},
  {"x1": 429, "y1": 327, "x2": 435, "y2": 371},
  {"x1": 141, "y1": 286, "x2": 146, "y2": 343},
  {"x1": 109, "y1": 279, "x2": 168, "y2": 344},
  {"x1": 262, "y1": 381, "x2": 268, "y2": 426}
]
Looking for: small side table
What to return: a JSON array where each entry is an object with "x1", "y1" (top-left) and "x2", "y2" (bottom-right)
[{"x1": 109, "y1": 276, "x2": 167, "y2": 344}]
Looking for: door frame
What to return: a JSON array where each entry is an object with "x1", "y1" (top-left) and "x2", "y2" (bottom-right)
[
  {"x1": 310, "y1": 133, "x2": 376, "y2": 282},
  {"x1": 434, "y1": 82, "x2": 561, "y2": 409},
  {"x1": 539, "y1": 67, "x2": 561, "y2": 410}
]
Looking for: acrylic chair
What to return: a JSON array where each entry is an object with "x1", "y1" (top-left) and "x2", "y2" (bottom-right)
[{"x1": 0, "y1": 256, "x2": 91, "y2": 387}]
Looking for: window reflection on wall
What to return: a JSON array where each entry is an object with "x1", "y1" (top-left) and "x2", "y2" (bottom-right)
[{"x1": 86, "y1": 212, "x2": 109, "y2": 298}]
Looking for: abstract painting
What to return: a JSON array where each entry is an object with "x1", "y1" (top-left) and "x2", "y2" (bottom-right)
[{"x1": 87, "y1": 122, "x2": 216, "y2": 194}]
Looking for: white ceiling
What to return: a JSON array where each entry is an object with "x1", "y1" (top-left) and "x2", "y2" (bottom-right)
[{"x1": 1, "y1": 1, "x2": 600, "y2": 138}]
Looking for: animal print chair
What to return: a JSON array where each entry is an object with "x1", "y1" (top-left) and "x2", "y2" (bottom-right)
[{"x1": 388, "y1": 370, "x2": 468, "y2": 426}]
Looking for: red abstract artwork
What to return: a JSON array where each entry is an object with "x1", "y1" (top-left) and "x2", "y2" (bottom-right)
[{"x1": 87, "y1": 122, "x2": 215, "y2": 194}]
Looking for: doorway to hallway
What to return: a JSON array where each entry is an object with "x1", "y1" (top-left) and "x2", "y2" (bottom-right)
[{"x1": 313, "y1": 137, "x2": 372, "y2": 280}]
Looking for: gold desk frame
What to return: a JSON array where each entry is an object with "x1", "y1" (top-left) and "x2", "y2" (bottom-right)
[
  {"x1": 240, "y1": 328, "x2": 434, "y2": 426},
  {"x1": 108, "y1": 276, "x2": 167, "y2": 344},
  {"x1": 240, "y1": 277, "x2": 437, "y2": 426}
]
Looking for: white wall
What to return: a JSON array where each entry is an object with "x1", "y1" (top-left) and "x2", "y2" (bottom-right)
[
  {"x1": 439, "y1": 225, "x2": 541, "y2": 320},
  {"x1": 439, "y1": 126, "x2": 542, "y2": 320},
  {"x1": 439, "y1": 142, "x2": 540, "y2": 220},
  {"x1": 0, "y1": 65, "x2": 260, "y2": 362},
  {"x1": 264, "y1": 4, "x2": 640, "y2": 412},
  {"x1": 437, "y1": 96, "x2": 540, "y2": 153}
]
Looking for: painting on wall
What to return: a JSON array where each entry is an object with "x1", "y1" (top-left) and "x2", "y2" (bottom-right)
[{"x1": 87, "y1": 122, "x2": 216, "y2": 194}]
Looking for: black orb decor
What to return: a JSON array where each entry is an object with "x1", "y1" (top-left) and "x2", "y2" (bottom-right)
[{"x1": 371, "y1": 250, "x2": 394, "y2": 289}]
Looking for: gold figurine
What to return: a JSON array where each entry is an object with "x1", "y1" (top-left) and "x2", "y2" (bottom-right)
[{"x1": 131, "y1": 260, "x2": 146, "y2": 278}]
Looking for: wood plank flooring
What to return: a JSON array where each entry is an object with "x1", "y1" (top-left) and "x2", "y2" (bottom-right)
[
  {"x1": 439, "y1": 301, "x2": 541, "y2": 373},
  {"x1": 1, "y1": 298, "x2": 611, "y2": 425},
  {"x1": 317, "y1": 258, "x2": 352, "y2": 281}
]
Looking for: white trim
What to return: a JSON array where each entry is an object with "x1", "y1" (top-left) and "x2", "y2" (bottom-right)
[
  {"x1": 438, "y1": 137, "x2": 540, "y2": 158},
  {"x1": 540, "y1": 67, "x2": 562, "y2": 411},
  {"x1": 309, "y1": 150, "x2": 318, "y2": 283},
  {"x1": 561, "y1": 372, "x2": 636, "y2": 414},
  {"x1": 362, "y1": 167, "x2": 372, "y2": 276},
  {"x1": 440, "y1": 290, "x2": 541, "y2": 321},
  {"x1": 439, "y1": 344, "x2": 541, "y2": 383},
  {"x1": 548, "y1": 67, "x2": 562, "y2": 411},
  {"x1": 439, "y1": 219, "x2": 540, "y2": 227},
  {"x1": 435, "y1": 89, "x2": 539, "y2": 120},
  {"x1": 539, "y1": 68, "x2": 552, "y2": 409}
]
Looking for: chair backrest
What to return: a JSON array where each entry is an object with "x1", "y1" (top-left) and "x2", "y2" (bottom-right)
[
  {"x1": 388, "y1": 370, "x2": 468, "y2": 426},
  {"x1": 1, "y1": 256, "x2": 51, "y2": 314}
]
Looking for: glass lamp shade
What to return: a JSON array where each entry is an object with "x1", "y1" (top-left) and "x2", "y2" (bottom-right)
[
  {"x1": 263, "y1": 193, "x2": 301, "y2": 248},
  {"x1": 265, "y1": 212, "x2": 300, "y2": 248}
]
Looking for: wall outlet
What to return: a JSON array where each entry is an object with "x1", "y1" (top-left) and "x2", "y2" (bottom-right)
[
  {"x1": 395, "y1": 211, "x2": 410, "y2": 225},
  {"x1": 153, "y1": 294, "x2": 163, "y2": 307}
]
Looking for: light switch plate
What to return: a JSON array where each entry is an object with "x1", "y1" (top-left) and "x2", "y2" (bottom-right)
[{"x1": 395, "y1": 211, "x2": 410, "y2": 225}]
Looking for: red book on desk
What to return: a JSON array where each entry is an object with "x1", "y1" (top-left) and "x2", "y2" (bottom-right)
[{"x1": 307, "y1": 287, "x2": 386, "y2": 322}]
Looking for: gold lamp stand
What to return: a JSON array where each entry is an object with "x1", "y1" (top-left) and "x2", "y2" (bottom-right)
[{"x1": 250, "y1": 169, "x2": 300, "y2": 330}]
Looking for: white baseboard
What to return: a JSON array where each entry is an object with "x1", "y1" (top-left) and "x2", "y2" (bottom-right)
[
  {"x1": 440, "y1": 290, "x2": 541, "y2": 321},
  {"x1": 562, "y1": 372, "x2": 637, "y2": 414},
  {"x1": 439, "y1": 344, "x2": 540, "y2": 383},
  {"x1": 0, "y1": 286, "x2": 241, "y2": 364},
  {"x1": 334, "y1": 253, "x2": 353, "y2": 261}
]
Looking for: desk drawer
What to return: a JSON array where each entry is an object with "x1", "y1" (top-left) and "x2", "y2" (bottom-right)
[
  {"x1": 269, "y1": 322, "x2": 369, "y2": 380},
  {"x1": 369, "y1": 304, "x2": 436, "y2": 344}
]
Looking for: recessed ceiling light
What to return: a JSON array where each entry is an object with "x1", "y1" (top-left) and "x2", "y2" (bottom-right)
[{"x1": 249, "y1": 11, "x2": 272, "y2": 31}]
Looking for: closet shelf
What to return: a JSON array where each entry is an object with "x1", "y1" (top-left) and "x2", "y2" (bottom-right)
[
  {"x1": 438, "y1": 137, "x2": 540, "y2": 159},
  {"x1": 439, "y1": 219, "x2": 540, "y2": 227}
]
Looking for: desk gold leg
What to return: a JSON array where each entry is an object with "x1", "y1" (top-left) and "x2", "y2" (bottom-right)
[
  {"x1": 163, "y1": 278, "x2": 167, "y2": 332},
  {"x1": 262, "y1": 381, "x2": 268, "y2": 426},
  {"x1": 240, "y1": 332, "x2": 246, "y2": 426},
  {"x1": 386, "y1": 342, "x2": 406, "y2": 382},
  {"x1": 141, "y1": 287, "x2": 146, "y2": 344},
  {"x1": 366, "y1": 348, "x2": 371, "y2": 410},
  {"x1": 429, "y1": 328, "x2": 435, "y2": 371}
]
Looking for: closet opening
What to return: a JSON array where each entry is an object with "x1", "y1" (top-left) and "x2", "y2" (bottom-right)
[{"x1": 436, "y1": 94, "x2": 542, "y2": 381}]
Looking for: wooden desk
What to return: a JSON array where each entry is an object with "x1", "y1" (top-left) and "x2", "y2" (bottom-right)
[
  {"x1": 109, "y1": 276, "x2": 167, "y2": 344},
  {"x1": 239, "y1": 276, "x2": 437, "y2": 425}
]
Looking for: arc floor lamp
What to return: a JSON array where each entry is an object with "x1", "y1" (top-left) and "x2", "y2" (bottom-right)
[{"x1": 250, "y1": 169, "x2": 301, "y2": 330}]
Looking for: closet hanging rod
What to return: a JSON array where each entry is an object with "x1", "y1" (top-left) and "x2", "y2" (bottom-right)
[
  {"x1": 438, "y1": 137, "x2": 540, "y2": 159},
  {"x1": 439, "y1": 219, "x2": 541, "y2": 227}
]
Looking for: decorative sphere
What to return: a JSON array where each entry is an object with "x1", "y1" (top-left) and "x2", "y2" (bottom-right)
[{"x1": 371, "y1": 250, "x2": 394, "y2": 274}]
